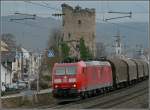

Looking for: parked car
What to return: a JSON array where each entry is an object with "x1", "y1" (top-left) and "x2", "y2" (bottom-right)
[
  {"x1": 5, "y1": 83, "x2": 18, "y2": 91},
  {"x1": 17, "y1": 82, "x2": 28, "y2": 90}
]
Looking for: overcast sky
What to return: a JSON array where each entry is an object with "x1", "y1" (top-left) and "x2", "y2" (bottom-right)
[{"x1": 1, "y1": 1, "x2": 149, "y2": 23}]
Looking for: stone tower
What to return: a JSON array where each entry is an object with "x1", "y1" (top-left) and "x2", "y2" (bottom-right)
[{"x1": 61, "y1": 4, "x2": 96, "y2": 58}]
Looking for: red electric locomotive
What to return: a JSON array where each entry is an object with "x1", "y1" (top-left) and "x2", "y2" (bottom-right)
[{"x1": 52, "y1": 60, "x2": 112, "y2": 100}]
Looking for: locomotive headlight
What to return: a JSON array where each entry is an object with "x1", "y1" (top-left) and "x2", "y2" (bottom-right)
[
  {"x1": 73, "y1": 84, "x2": 77, "y2": 88},
  {"x1": 55, "y1": 85, "x2": 58, "y2": 88},
  {"x1": 54, "y1": 79, "x2": 61, "y2": 83},
  {"x1": 69, "y1": 78, "x2": 76, "y2": 83}
]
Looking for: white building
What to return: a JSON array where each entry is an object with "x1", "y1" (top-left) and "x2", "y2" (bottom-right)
[
  {"x1": 1, "y1": 64, "x2": 12, "y2": 86},
  {"x1": 1, "y1": 40, "x2": 12, "y2": 88},
  {"x1": 12, "y1": 47, "x2": 30, "y2": 80},
  {"x1": 12, "y1": 47, "x2": 39, "y2": 81}
]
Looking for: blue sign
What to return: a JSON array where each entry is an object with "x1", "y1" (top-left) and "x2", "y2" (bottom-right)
[{"x1": 48, "y1": 50, "x2": 54, "y2": 57}]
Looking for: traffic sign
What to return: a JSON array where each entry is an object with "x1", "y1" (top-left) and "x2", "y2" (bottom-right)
[{"x1": 48, "y1": 50, "x2": 54, "y2": 57}]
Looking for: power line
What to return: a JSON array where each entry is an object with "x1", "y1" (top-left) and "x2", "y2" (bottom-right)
[
  {"x1": 105, "y1": 15, "x2": 131, "y2": 21},
  {"x1": 5, "y1": 12, "x2": 147, "y2": 34},
  {"x1": 14, "y1": 12, "x2": 36, "y2": 17},
  {"x1": 108, "y1": 11, "x2": 132, "y2": 14},
  {"x1": 105, "y1": 11, "x2": 132, "y2": 21},
  {"x1": 24, "y1": 1, "x2": 61, "y2": 11},
  {"x1": 10, "y1": 17, "x2": 36, "y2": 21}
]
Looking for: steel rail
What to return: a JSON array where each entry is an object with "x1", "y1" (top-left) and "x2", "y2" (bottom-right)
[
  {"x1": 86, "y1": 88, "x2": 147, "y2": 108},
  {"x1": 45, "y1": 80, "x2": 148, "y2": 109}
]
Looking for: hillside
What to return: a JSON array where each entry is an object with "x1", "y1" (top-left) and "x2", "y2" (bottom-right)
[{"x1": 1, "y1": 15, "x2": 148, "y2": 52}]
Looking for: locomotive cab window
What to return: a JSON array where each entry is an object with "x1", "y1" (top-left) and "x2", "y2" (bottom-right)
[
  {"x1": 55, "y1": 66, "x2": 76, "y2": 75},
  {"x1": 55, "y1": 67, "x2": 65, "y2": 75},
  {"x1": 66, "y1": 66, "x2": 76, "y2": 75}
]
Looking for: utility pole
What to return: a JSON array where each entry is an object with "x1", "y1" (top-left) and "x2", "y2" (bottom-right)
[
  {"x1": 37, "y1": 53, "x2": 40, "y2": 92},
  {"x1": 135, "y1": 44, "x2": 144, "y2": 59},
  {"x1": 113, "y1": 30, "x2": 122, "y2": 56},
  {"x1": 0, "y1": 32, "x2": 2, "y2": 109},
  {"x1": 5, "y1": 60, "x2": 7, "y2": 85},
  {"x1": 21, "y1": 48, "x2": 24, "y2": 80},
  {"x1": 28, "y1": 53, "x2": 32, "y2": 90}
]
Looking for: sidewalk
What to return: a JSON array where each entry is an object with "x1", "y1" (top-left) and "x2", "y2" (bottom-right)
[{"x1": 1, "y1": 88, "x2": 52, "y2": 99}]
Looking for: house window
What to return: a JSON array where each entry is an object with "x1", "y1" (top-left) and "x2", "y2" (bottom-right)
[
  {"x1": 76, "y1": 44, "x2": 78, "y2": 48},
  {"x1": 78, "y1": 20, "x2": 81, "y2": 24}
]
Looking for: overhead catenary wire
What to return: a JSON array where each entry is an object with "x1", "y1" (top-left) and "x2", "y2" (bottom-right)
[
  {"x1": 104, "y1": 15, "x2": 132, "y2": 21},
  {"x1": 14, "y1": 12, "x2": 36, "y2": 17},
  {"x1": 96, "y1": 1, "x2": 146, "y2": 33},
  {"x1": 3, "y1": 8, "x2": 147, "y2": 36},
  {"x1": 3, "y1": 1, "x2": 148, "y2": 43},
  {"x1": 24, "y1": 1, "x2": 61, "y2": 11}
]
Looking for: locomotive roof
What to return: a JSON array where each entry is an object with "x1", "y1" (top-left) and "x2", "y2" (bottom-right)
[
  {"x1": 55, "y1": 60, "x2": 111, "y2": 66},
  {"x1": 85, "y1": 61, "x2": 110, "y2": 66}
]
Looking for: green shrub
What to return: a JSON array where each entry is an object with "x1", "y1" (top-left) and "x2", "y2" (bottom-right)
[{"x1": 43, "y1": 75, "x2": 51, "y2": 81}]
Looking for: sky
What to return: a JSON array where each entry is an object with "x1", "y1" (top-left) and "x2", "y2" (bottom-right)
[{"x1": 1, "y1": 1, "x2": 149, "y2": 23}]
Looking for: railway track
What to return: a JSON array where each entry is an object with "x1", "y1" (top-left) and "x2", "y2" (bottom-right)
[
  {"x1": 86, "y1": 87, "x2": 147, "y2": 108},
  {"x1": 37, "y1": 80, "x2": 148, "y2": 109}
]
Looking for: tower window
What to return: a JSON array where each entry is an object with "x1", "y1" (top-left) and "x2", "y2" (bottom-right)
[
  {"x1": 78, "y1": 20, "x2": 81, "y2": 24},
  {"x1": 68, "y1": 33, "x2": 71, "y2": 39}
]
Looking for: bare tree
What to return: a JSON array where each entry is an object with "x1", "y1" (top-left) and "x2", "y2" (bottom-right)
[
  {"x1": 47, "y1": 28, "x2": 62, "y2": 57},
  {"x1": 1, "y1": 33, "x2": 16, "y2": 50},
  {"x1": 1, "y1": 33, "x2": 17, "y2": 63},
  {"x1": 37, "y1": 29, "x2": 63, "y2": 89}
]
